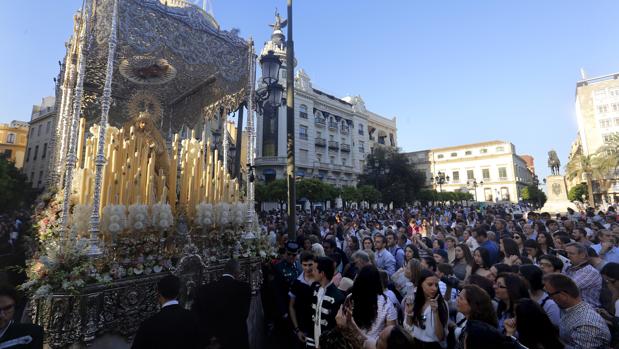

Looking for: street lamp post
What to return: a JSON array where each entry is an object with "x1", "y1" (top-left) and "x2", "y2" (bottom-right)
[
  {"x1": 285, "y1": 0, "x2": 296, "y2": 240},
  {"x1": 468, "y1": 178, "x2": 482, "y2": 201},
  {"x1": 434, "y1": 171, "x2": 450, "y2": 192}
]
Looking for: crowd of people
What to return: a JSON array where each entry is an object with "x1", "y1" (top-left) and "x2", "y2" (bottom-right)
[
  {"x1": 260, "y1": 203, "x2": 619, "y2": 349},
  {"x1": 3, "y1": 202, "x2": 619, "y2": 349}
]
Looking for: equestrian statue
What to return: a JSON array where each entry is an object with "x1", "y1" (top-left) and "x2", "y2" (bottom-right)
[{"x1": 548, "y1": 150, "x2": 561, "y2": 176}]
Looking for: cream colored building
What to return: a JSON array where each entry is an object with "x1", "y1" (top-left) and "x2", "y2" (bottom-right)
[
  {"x1": 405, "y1": 140, "x2": 534, "y2": 203},
  {"x1": 255, "y1": 17, "x2": 397, "y2": 187},
  {"x1": 571, "y1": 72, "x2": 619, "y2": 202},
  {"x1": 23, "y1": 96, "x2": 56, "y2": 188},
  {"x1": 0, "y1": 120, "x2": 29, "y2": 169}
]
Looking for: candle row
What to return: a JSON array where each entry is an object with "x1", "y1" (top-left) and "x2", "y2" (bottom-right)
[{"x1": 72, "y1": 119, "x2": 242, "y2": 223}]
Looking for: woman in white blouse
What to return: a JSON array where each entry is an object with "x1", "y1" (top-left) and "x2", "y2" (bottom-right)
[
  {"x1": 348, "y1": 265, "x2": 397, "y2": 343},
  {"x1": 404, "y1": 269, "x2": 449, "y2": 349}
]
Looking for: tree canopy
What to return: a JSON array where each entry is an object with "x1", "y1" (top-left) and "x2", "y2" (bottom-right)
[
  {"x1": 358, "y1": 146, "x2": 426, "y2": 206},
  {"x1": 0, "y1": 157, "x2": 37, "y2": 212}
]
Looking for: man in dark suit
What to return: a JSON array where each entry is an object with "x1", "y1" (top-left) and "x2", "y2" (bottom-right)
[
  {"x1": 0, "y1": 285, "x2": 43, "y2": 349},
  {"x1": 193, "y1": 258, "x2": 252, "y2": 349},
  {"x1": 131, "y1": 275, "x2": 201, "y2": 349}
]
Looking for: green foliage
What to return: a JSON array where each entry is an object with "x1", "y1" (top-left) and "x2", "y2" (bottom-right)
[
  {"x1": 0, "y1": 157, "x2": 36, "y2": 212},
  {"x1": 568, "y1": 183, "x2": 588, "y2": 202},
  {"x1": 521, "y1": 185, "x2": 547, "y2": 207},
  {"x1": 297, "y1": 179, "x2": 327, "y2": 203},
  {"x1": 341, "y1": 186, "x2": 362, "y2": 205},
  {"x1": 358, "y1": 185, "x2": 381, "y2": 203},
  {"x1": 358, "y1": 147, "x2": 426, "y2": 206}
]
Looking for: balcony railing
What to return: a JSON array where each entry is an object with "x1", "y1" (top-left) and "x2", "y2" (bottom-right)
[
  {"x1": 315, "y1": 137, "x2": 326, "y2": 147},
  {"x1": 328, "y1": 141, "x2": 339, "y2": 150},
  {"x1": 328, "y1": 122, "x2": 338, "y2": 131},
  {"x1": 254, "y1": 156, "x2": 287, "y2": 166},
  {"x1": 315, "y1": 118, "x2": 326, "y2": 127},
  {"x1": 341, "y1": 143, "x2": 351, "y2": 152},
  {"x1": 299, "y1": 133, "x2": 308, "y2": 140}
]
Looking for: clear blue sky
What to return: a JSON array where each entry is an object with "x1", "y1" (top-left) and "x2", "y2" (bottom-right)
[{"x1": 2, "y1": 1, "x2": 619, "y2": 182}]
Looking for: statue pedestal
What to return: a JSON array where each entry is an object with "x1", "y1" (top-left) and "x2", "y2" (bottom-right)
[{"x1": 540, "y1": 175, "x2": 578, "y2": 214}]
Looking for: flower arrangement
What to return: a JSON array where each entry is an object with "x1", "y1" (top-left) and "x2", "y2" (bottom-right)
[
  {"x1": 22, "y1": 194, "x2": 274, "y2": 297},
  {"x1": 70, "y1": 204, "x2": 92, "y2": 237},
  {"x1": 151, "y1": 203, "x2": 173, "y2": 232},
  {"x1": 195, "y1": 203, "x2": 214, "y2": 227},
  {"x1": 128, "y1": 204, "x2": 149, "y2": 232},
  {"x1": 102, "y1": 205, "x2": 127, "y2": 238}
]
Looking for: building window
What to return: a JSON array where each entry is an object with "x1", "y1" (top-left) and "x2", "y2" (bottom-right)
[
  {"x1": 42, "y1": 143, "x2": 48, "y2": 159},
  {"x1": 482, "y1": 168, "x2": 490, "y2": 180},
  {"x1": 330, "y1": 156, "x2": 335, "y2": 165},
  {"x1": 26, "y1": 147, "x2": 31, "y2": 162},
  {"x1": 316, "y1": 153, "x2": 322, "y2": 163},
  {"x1": 598, "y1": 105, "x2": 609, "y2": 113},
  {"x1": 452, "y1": 171, "x2": 460, "y2": 183},
  {"x1": 3, "y1": 149, "x2": 12, "y2": 158},
  {"x1": 437, "y1": 154, "x2": 444, "y2": 159},
  {"x1": 6, "y1": 133, "x2": 15, "y2": 144},
  {"x1": 358, "y1": 124, "x2": 364, "y2": 135},
  {"x1": 342, "y1": 158, "x2": 347, "y2": 166},
  {"x1": 484, "y1": 188, "x2": 493, "y2": 201},
  {"x1": 465, "y1": 150, "x2": 472, "y2": 156},
  {"x1": 359, "y1": 141, "x2": 365, "y2": 153},
  {"x1": 37, "y1": 125, "x2": 42, "y2": 136},
  {"x1": 33, "y1": 145, "x2": 39, "y2": 160},
  {"x1": 46, "y1": 120, "x2": 52, "y2": 134},
  {"x1": 600, "y1": 119, "x2": 612, "y2": 128},
  {"x1": 299, "y1": 149, "x2": 308, "y2": 163},
  {"x1": 299, "y1": 125, "x2": 308, "y2": 140},
  {"x1": 615, "y1": 118, "x2": 619, "y2": 126},
  {"x1": 467, "y1": 169, "x2": 474, "y2": 180},
  {"x1": 30, "y1": 172, "x2": 34, "y2": 182},
  {"x1": 498, "y1": 167, "x2": 507, "y2": 180},
  {"x1": 480, "y1": 148, "x2": 488, "y2": 154},
  {"x1": 612, "y1": 103, "x2": 619, "y2": 112},
  {"x1": 501, "y1": 187, "x2": 510, "y2": 201},
  {"x1": 610, "y1": 88, "x2": 619, "y2": 97},
  {"x1": 299, "y1": 104, "x2": 308, "y2": 119},
  {"x1": 450, "y1": 152, "x2": 457, "y2": 157},
  {"x1": 496, "y1": 146, "x2": 505, "y2": 152}
]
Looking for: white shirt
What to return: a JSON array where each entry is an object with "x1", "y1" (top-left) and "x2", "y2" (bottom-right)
[
  {"x1": 405, "y1": 301, "x2": 448, "y2": 348},
  {"x1": 360, "y1": 295, "x2": 397, "y2": 342}
]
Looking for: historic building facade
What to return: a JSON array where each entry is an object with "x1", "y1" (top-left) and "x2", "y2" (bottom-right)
[
  {"x1": 0, "y1": 120, "x2": 29, "y2": 169},
  {"x1": 569, "y1": 72, "x2": 619, "y2": 203},
  {"x1": 23, "y1": 96, "x2": 56, "y2": 188},
  {"x1": 405, "y1": 140, "x2": 534, "y2": 203},
  {"x1": 254, "y1": 19, "x2": 397, "y2": 187}
]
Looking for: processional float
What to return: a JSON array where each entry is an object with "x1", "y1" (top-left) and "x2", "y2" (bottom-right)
[{"x1": 23, "y1": 1, "x2": 269, "y2": 347}]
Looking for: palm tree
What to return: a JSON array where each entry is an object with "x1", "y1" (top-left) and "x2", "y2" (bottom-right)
[
  {"x1": 566, "y1": 134, "x2": 619, "y2": 207},
  {"x1": 592, "y1": 134, "x2": 619, "y2": 203},
  {"x1": 565, "y1": 153, "x2": 596, "y2": 207}
]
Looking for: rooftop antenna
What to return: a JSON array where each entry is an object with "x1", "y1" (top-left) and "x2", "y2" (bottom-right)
[{"x1": 580, "y1": 68, "x2": 587, "y2": 80}]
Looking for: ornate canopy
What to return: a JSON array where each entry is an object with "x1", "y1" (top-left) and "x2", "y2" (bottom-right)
[{"x1": 81, "y1": 0, "x2": 250, "y2": 132}]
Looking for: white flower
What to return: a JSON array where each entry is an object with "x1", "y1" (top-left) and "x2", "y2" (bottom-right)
[
  {"x1": 128, "y1": 204, "x2": 149, "y2": 232},
  {"x1": 151, "y1": 204, "x2": 174, "y2": 232},
  {"x1": 195, "y1": 202, "x2": 214, "y2": 228},
  {"x1": 102, "y1": 205, "x2": 127, "y2": 235},
  {"x1": 33, "y1": 284, "x2": 52, "y2": 298}
]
